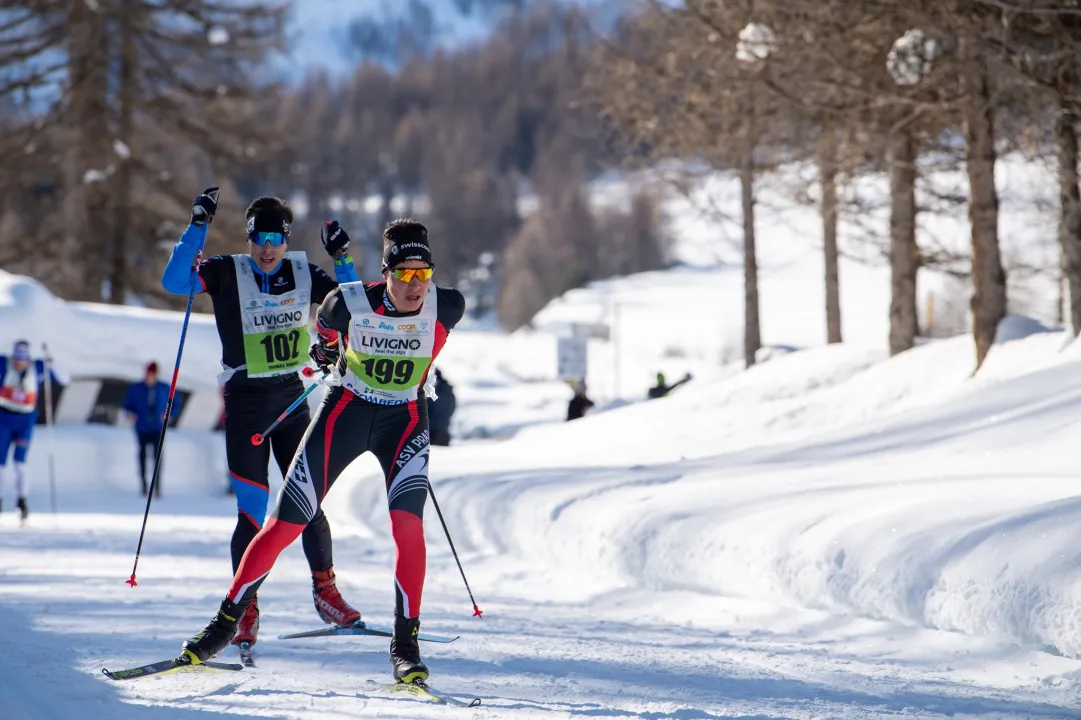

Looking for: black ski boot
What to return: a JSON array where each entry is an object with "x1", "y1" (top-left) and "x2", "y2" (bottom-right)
[
  {"x1": 181, "y1": 598, "x2": 243, "y2": 664},
  {"x1": 16, "y1": 497, "x2": 27, "y2": 520},
  {"x1": 390, "y1": 616, "x2": 429, "y2": 683}
]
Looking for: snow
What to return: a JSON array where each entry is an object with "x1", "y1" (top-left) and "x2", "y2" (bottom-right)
[
  {"x1": 737, "y1": 23, "x2": 777, "y2": 63},
  {"x1": 888, "y1": 29, "x2": 939, "y2": 86},
  {"x1": 206, "y1": 26, "x2": 230, "y2": 47},
  {"x1": 112, "y1": 140, "x2": 131, "y2": 160},
  {"x1": 83, "y1": 169, "x2": 107, "y2": 184},
  {"x1": 5, "y1": 156, "x2": 1081, "y2": 717}
]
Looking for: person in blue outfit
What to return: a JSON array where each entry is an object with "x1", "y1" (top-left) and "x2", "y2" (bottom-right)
[
  {"x1": 160, "y1": 188, "x2": 364, "y2": 653},
  {"x1": 0, "y1": 340, "x2": 64, "y2": 519},
  {"x1": 123, "y1": 361, "x2": 182, "y2": 497}
]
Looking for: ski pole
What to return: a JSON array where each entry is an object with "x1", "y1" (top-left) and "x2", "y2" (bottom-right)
[
  {"x1": 426, "y1": 479, "x2": 484, "y2": 617},
  {"x1": 250, "y1": 366, "x2": 323, "y2": 446},
  {"x1": 127, "y1": 188, "x2": 218, "y2": 588},
  {"x1": 41, "y1": 343, "x2": 57, "y2": 514}
]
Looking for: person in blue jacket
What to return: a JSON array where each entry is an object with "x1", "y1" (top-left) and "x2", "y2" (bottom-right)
[
  {"x1": 0, "y1": 340, "x2": 64, "y2": 519},
  {"x1": 160, "y1": 188, "x2": 363, "y2": 654},
  {"x1": 123, "y1": 361, "x2": 182, "y2": 498}
]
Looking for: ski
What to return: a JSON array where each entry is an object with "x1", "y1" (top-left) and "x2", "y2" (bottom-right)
[
  {"x1": 277, "y1": 620, "x2": 458, "y2": 644},
  {"x1": 367, "y1": 679, "x2": 481, "y2": 707},
  {"x1": 237, "y1": 642, "x2": 255, "y2": 667},
  {"x1": 102, "y1": 657, "x2": 244, "y2": 681}
]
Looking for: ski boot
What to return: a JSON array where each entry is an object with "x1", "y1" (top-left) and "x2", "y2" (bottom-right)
[
  {"x1": 16, "y1": 497, "x2": 27, "y2": 521},
  {"x1": 181, "y1": 598, "x2": 243, "y2": 664},
  {"x1": 390, "y1": 616, "x2": 429, "y2": 684},
  {"x1": 231, "y1": 596, "x2": 259, "y2": 647},
  {"x1": 312, "y1": 567, "x2": 361, "y2": 626}
]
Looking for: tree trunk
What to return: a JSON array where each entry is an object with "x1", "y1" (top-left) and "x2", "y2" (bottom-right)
[
  {"x1": 741, "y1": 101, "x2": 761, "y2": 368},
  {"x1": 888, "y1": 126, "x2": 919, "y2": 356},
  {"x1": 63, "y1": 5, "x2": 111, "y2": 302},
  {"x1": 961, "y1": 37, "x2": 1006, "y2": 370},
  {"x1": 1055, "y1": 76, "x2": 1081, "y2": 337},
  {"x1": 819, "y1": 131, "x2": 842, "y2": 344},
  {"x1": 109, "y1": 0, "x2": 136, "y2": 305}
]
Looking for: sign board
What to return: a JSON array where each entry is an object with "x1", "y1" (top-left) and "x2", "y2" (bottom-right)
[{"x1": 557, "y1": 336, "x2": 588, "y2": 381}]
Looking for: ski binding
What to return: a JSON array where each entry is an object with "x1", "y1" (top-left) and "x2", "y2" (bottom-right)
[{"x1": 367, "y1": 679, "x2": 480, "y2": 707}]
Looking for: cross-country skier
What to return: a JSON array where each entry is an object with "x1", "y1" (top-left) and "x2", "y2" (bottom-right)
[
  {"x1": 0, "y1": 340, "x2": 64, "y2": 519},
  {"x1": 181, "y1": 218, "x2": 465, "y2": 685},
  {"x1": 161, "y1": 189, "x2": 363, "y2": 653}
]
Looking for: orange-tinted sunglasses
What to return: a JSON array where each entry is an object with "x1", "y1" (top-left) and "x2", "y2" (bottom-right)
[{"x1": 391, "y1": 267, "x2": 433, "y2": 282}]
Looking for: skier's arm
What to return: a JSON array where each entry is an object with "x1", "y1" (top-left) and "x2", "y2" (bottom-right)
[
  {"x1": 332, "y1": 256, "x2": 358, "y2": 284},
  {"x1": 36, "y1": 359, "x2": 67, "y2": 387},
  {"x1": 310, "y1": 263, "x2": 347, "y2": 304},
  {"x1": 162, "y1": 224, "x2": 217, "y2": 295},
  {"x1": 317, "y1": 287, "x2": 353, "y2": 334},
  {"x1": 319, "y1": 221, "x2": 359, "y2": 284},
  {"x1": 309, "y1": 287, "x2": 353, "y2": 372}
]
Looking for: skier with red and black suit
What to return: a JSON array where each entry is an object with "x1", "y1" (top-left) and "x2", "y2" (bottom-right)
[
  {"x1": 161, "y1": 189, "x2": 363, "y2": 655},
  {"x1": 181, "y1": 218, "x2": 465, "y2": 684}
]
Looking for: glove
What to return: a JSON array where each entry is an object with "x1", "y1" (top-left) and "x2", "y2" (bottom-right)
[
  {"x1": 191, "y1": 186, "x2": 220, "y2": 227},
  {"x1": 309, "y1": 320, "x2": 341, "y2": 371},
  {"x1": 321, "y1": 221, "x2": 350, "y2": 258}
]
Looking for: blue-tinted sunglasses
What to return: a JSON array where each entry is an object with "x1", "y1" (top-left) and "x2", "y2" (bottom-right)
[{"x1": 251, "y1": 231, "x2": 286, "y2": 247}]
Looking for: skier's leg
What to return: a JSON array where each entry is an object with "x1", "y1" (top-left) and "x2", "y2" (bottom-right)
[
  {"x1": 183, "y1": 388, "x2": 369, "y2": 663},
  {"x1": 371, "y1": 400, "x2": 431, "y2": 683},
  {"x1": 0, "y1": 418, "x2": 10, "y2": 509},
  {"x1": 12, "y1": 413, "x2": 33, "y2": 517},
  {"x1": 226, "y1": 387, "x2": 370, "y2": 607},
  {"x1": 224, "y1": 401, "x2": 271, "y2": 574},
  {"x1": 270, "y1": 403, "x2": 334, "y2": 572},
  {"x1": 270, "y1": 399, "x2": 363, "y2": 625}
]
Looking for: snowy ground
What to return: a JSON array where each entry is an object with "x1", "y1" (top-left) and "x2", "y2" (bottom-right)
[
  {"x1": 6, "y1": 325, "x2": 1081, "y2": 718},
  {"x1": 4, "y1": 154, "x2": 1081, "y2": 718}
]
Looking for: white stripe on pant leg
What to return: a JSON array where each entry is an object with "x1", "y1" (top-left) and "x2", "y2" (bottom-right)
[
  {"x1": 229, "y1": 571, "x2": 269, "y2": 605},
  {"x1": 13, "y1": 463, "x2": 26, "y2": 497},
  {"x1": 395, "y1": 577, "x2": 411, "y2": 618}
]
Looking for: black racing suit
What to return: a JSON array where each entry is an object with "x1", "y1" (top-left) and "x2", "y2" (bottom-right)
[
  {"x1": 162, "y1": 225, "x2": 358, "y2": 575},
  {"x1": 224, "y1": 282, "x2": 465, "y2": 620}
]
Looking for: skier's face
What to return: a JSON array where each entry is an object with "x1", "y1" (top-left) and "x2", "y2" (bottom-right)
[
  {"x1": 11, "y1": 358, "x2": 28, "y2": 372},
  {"x1": 249, "y1": 237, "x2": 287, "y2": 273},
  {"x1": 385, "y1": 261, "x2": 433, "y2": 313}
]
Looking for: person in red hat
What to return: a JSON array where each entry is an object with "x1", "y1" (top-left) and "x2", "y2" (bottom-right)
[{"x1": 123, "y1": 361, "x2": 182, "y2": 497}]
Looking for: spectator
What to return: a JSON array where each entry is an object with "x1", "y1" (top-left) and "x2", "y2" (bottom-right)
[
  {"x1": 566, "y1": 379, "x2": 594, "y2": 421},
  {"x1": 648, "y1": 371, "x2": 692, "y2": 400},
  {"x1": 428, "y1": 368, "x2": 456, "y2": 446},
  {"x1": 122, "y1": 362, "x2": 182, "y2": 497}
]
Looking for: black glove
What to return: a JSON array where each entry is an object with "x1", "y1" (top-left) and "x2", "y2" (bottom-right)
[
  {"x1": 191, "y1": 186, "x2": 220, "y2": 227},
  {"x1": 309, "y1": 323, "x2": 342, "y2": 372},
  {"x1": 321, "y1": 221, "x2": 350, "y2": 258}
]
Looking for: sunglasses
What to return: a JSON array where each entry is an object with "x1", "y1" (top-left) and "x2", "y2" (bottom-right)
[
  {"x1": 250, "y1": 231, "x2": 287, "y2": 247},
  {"x1": 390, "y1": 267, "x2": 433, "y2": 282}
]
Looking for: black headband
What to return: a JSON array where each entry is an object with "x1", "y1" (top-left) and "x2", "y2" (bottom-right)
[{"x1": 382, "y1": 239, "x2": 433, "y2": 271}]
